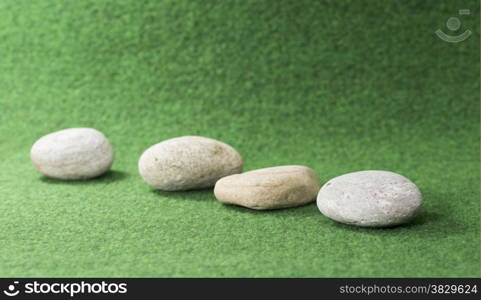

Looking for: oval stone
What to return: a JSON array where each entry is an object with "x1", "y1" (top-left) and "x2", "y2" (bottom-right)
[
  {"x1": 317, "y1": 170, "x2": 422, "y2": 227},
  {"x1": 214, "y1": 165, "x2": 320, "y2": 210},
  {"x1": 30, "y1": 128, "x2": 114, "y2": 180},
  {"x1": 138, "y1": 136, "x2": 243, "y2": 191}
]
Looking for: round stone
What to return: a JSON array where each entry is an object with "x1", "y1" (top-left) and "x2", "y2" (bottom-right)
[
  {"x1": 214, "y1": 165, "x2": 320, "y2": 210},
  {"x1": 30, "y1": 128, "x2": 114, "y2": 180},
  {"x1": 317, "y1": 170, "x2": 422, "y2": 227},
  {"x1": 138, "y1": 136, "x2": 243, "y2": 191}
]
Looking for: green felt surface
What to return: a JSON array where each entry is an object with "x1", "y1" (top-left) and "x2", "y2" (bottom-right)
[{"x1": 0, "y1": 0, "x2": 479, "y2": 277}]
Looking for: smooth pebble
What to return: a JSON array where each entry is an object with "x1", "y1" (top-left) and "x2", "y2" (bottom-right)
[
  {"x1": 317, "y1": 170, "x2": 422, "y2": 227},
  {"x1": 138, "y1": 136, "x2": 242, "y2": 191},
  {"x1": 30, "y1": 128, "x2": 114, "y2": 180},
  {"x1": 214, "y1": 165, "x2": 320, "y2": 210}
]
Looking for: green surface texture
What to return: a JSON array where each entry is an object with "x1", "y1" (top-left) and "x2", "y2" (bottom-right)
[{"x1": 0, "y1": 0, "x2": 479, "y2": 277}]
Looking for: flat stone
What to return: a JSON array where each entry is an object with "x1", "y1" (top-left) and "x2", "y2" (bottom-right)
[
  {"x1": 214, "y1": 165, "x2": 320, "y2": 210},
  {"x1": 138, "y1": 136, "x2": 242, "y2": 191},
  {"x1": 317, "y1": 170, "x2": 422, "y2": 227},
  {"x1": 30, "y1": 128, "x2": 114, "y2": 180}
]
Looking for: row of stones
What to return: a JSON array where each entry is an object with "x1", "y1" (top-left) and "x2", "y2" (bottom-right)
[{"x1": 30, "y1": 128, "x2": 422, "y2": 228}]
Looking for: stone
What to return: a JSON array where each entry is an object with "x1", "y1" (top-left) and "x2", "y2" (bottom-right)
[
  {"x1": 30, "y1": 128, "x2": 114, "y2": 180},
  {"x1": 138, "y1": 136, "x2": 243, "y2": 191},
  {"x1": 214, "y1": 165, "x2": 320, "y2": 210},
  {"x1": 317, "y1": 170, "x2": 422, "y2": 227}
]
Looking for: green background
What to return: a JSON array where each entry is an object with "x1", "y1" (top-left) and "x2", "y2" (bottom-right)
[{"x1": 0, "y1": 0, "x2": 479, "y2": 277}]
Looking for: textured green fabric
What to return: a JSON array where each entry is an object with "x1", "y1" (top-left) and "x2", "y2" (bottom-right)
[{"x1": 0, "y1": 0, "x2": 479, "y2": 277}]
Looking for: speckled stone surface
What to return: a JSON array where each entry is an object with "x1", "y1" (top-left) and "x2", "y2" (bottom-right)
[
  {"x1": 138, "y1": 136, "x2": 242, "y2": 191},
  {"x1": 317, "y1": 170, "x2": 422, "y2": 227},
  {"x1": 30, "y1": 128, "x2": 114, "y2": 180}
]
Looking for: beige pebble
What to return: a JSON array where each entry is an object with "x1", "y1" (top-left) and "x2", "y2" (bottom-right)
[
  {"x1": 214, "y1": 165, "x2": 320, "y2": 210},
  {"x1": 138, "y1": 136, "x2": 243, "y2": 191},
  {"x1": 30, "y1": 128, "x2": 114, "y2": 180}
]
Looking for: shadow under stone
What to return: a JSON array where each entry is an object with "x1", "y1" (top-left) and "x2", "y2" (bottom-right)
[
  {"x1": 221, "y1": 201, "x2": 320, "y2": 217},
  {"x1": 39, "y1": 170, "x2": 129, "y2": 185},
  {"x1": 326, "y1": 205, "x2": 467, "y2": 237},
  {"x1": 152, "y1": 188, "x2": 215, "y2": 201}
]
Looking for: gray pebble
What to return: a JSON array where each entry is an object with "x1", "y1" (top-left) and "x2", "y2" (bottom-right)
[
  {"x1": 30, "y1": 128, "x2": 114, "y2": 180},
  {"x1": 138, "y1": 136, "x2": 242, "y2": 191},
  {"x1": 317, "y1": 170, "x2": 422, "y2": 227},
  {"x1": 214, "y1": 165, "x2": 320, "y2": 210}
]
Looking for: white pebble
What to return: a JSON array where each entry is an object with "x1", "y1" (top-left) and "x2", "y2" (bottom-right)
[
  {"x1": 317, "y1": 170, "x2": 422, "y2": 227},
  {"x1": 31, "y1": 128, "x2": 114, "y2": 180},
  {"x1": 138, "y1": 136, "x2": 242, "y2": 191}
]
